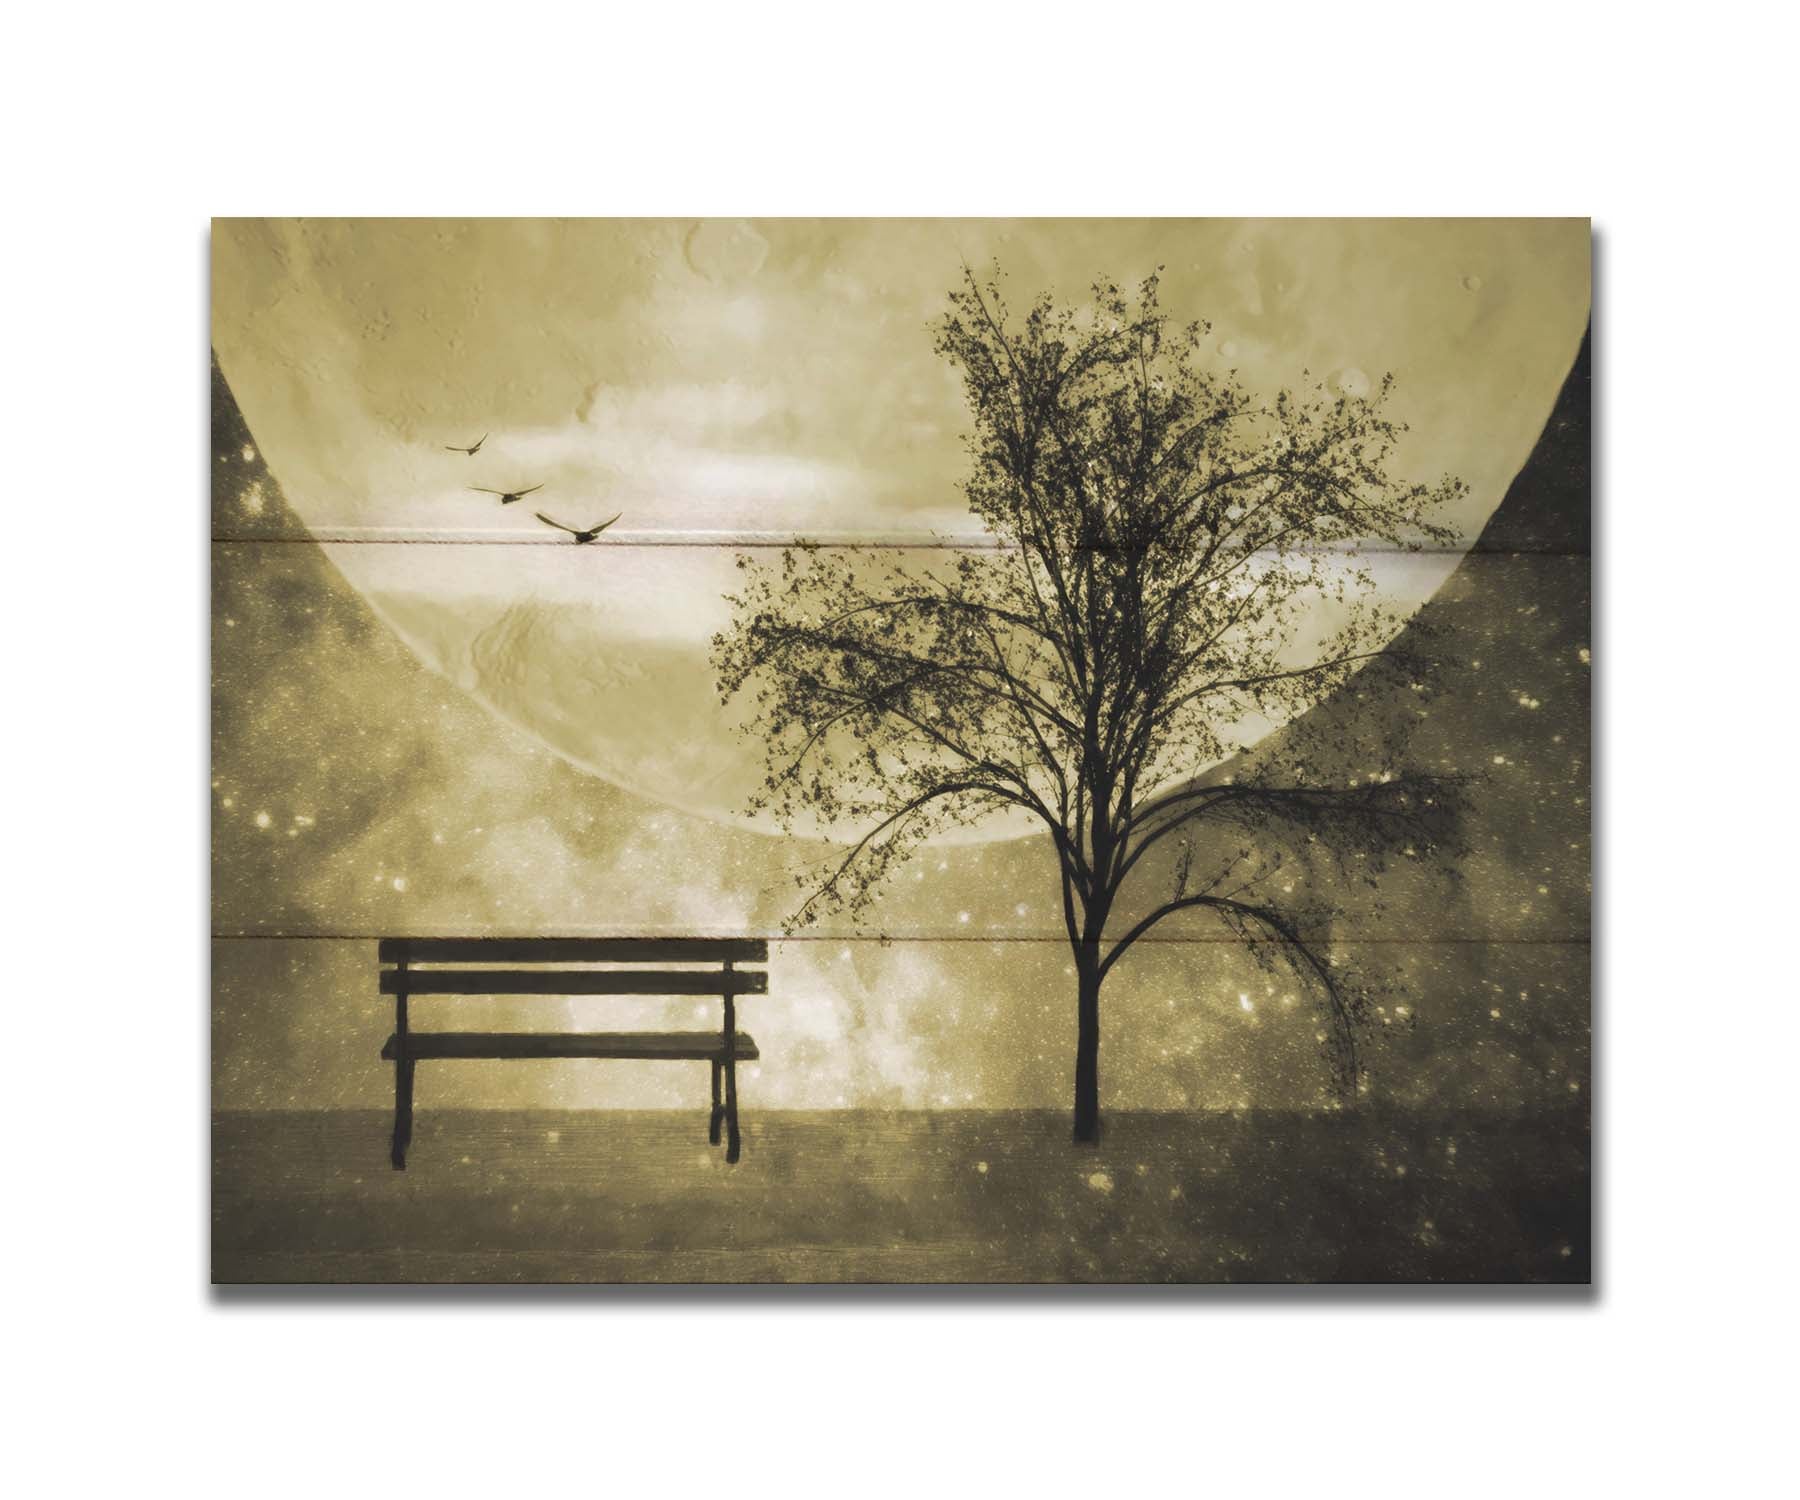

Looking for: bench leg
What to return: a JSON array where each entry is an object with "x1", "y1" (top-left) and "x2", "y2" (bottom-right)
[
  {"x1": 709, "y1": 1059, "x2": 724, "y2": 1145},
  {"x1": 391, "y1": 1058, "x2": 415, "y2": 1171},
  {"x1": 724, "y1": 1055, "x2": 741, "y2": 1165}
]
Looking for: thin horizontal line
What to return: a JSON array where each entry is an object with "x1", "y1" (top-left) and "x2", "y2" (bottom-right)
[
  {"x1": 212, "y1": 932, "x2": 1591, "y2": 946},
  {"x1": 209, "y1": 533, "x2": 1588, "y2": 558}
]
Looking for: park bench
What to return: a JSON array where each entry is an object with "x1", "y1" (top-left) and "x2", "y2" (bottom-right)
[{"x1": 378, "y1": 936, "x2": 766, "y2": 1168}]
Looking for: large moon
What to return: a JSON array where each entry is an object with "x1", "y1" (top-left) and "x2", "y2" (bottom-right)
[{"x1": 212, "y1": 219, "x2": 1590, "y2": 838}]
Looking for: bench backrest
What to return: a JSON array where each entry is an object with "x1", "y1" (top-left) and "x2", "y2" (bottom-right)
[{"x1": 379, "y1": 937, "x2": 769, "y2": 997}]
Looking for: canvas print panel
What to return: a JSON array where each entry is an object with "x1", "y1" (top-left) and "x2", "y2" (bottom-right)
[{"x1": 211, "y1": 218, "x2": 1590, "y2": 1283}]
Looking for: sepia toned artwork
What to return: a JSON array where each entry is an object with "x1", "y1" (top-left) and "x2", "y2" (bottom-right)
[{"x1": 211, "y1": 218, "x2": 1591, "y2": 1284}]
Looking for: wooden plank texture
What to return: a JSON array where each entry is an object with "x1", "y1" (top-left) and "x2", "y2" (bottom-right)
[{"x1": 212, "y1": 540, "x2": 1588, "y2": 948}]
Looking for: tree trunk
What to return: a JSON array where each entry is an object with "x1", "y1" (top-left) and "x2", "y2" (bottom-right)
[{"x1": 1072, "y1": 959, "x2": 1102, "y2": 1143}]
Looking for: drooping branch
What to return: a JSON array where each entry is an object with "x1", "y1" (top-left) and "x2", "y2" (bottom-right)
[
  {"x1": 1096, "y1": 890, "x2": 1364, "y2": 1093},
  {"x1": 1114, "y1": 771, "x2": 1465, "y2": 892},
  {"x1": 791, "y1": 778, "x2": 1015, "y2": 929}
]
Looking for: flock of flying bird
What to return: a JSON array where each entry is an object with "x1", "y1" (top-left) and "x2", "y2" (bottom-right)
[{"x1": 445, "y1": 433, "x2": 620, "y2": 544}]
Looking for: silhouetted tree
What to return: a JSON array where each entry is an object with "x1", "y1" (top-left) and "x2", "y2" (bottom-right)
[{"x1": 713, "y1": 268, "x2": 1466, "y2": 1141}]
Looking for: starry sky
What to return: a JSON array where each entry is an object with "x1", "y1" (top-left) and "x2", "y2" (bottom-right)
[{"x1": 211, "y1": 223, "x2": 1589, "y2": 1116}]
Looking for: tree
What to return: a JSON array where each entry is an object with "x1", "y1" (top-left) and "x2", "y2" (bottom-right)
[{"x1": 712, "y1": 267, "x2": 1467, "y2": 1142}]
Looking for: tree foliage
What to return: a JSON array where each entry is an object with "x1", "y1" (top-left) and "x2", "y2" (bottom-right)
[{"x1": 712, "y1": 267, "x2": 1468, "y2": 1124}]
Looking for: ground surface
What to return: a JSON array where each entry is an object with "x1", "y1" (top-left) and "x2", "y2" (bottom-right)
[{"x1": 212, "y1": 1108, "x2": 1589, "y2": 1284}]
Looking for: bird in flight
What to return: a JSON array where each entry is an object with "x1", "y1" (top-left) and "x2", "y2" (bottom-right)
[
  {"x1": 535, "y1": 511, "x2": 621, "y2": 545},
  {"x1": 472, "y1": 484, "x2": 543, "y2": 505},
  {"x1": 445, "y1": 434, "x2": 487, "y2": 456}
]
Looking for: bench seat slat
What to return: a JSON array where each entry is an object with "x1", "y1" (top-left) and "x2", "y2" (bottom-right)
[
  {"x1": 382, "y1": 1031, "x2": 760, "y2": 1062},
  {"x1": 380, "y1": 968, "x2": 768, "y2": 997},
  {"x1": 380, "y1": 937, "x2": 767, "y2": 965}
]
